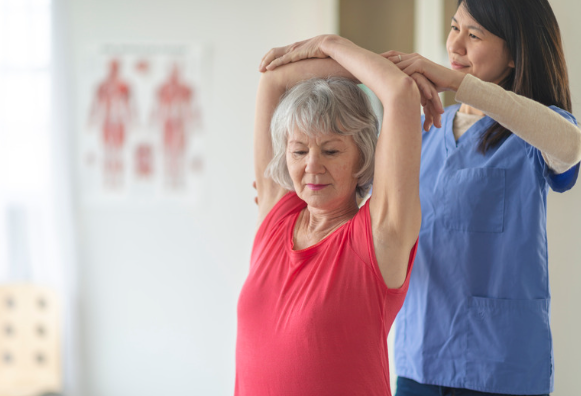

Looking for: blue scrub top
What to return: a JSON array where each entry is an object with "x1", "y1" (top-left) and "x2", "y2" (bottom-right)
[{"x1": 394, "y1": 104, "x2": 579, "y2": 394}]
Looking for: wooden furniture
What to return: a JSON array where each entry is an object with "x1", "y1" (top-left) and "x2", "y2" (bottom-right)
[{"x1": 0, "y1": 284, "x2": 62, "y2": 396}]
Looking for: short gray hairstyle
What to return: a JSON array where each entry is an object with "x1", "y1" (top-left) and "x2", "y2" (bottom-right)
[{"x1": 265, "y1": 77, "x2": 378, "y2": 197}]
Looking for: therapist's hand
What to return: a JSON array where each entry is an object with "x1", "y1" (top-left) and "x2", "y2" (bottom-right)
[
  {"x1": 382, "y1": 50, "x2": 466, "y2": 93},
  {"x1": 409, "y1": 72, "x2": 444, "y2": 130}
]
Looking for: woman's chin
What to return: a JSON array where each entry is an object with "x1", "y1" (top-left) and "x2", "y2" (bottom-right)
[
  {"x1": 299, "y1": 190, "x2": 357, "y2": 212},
  {"x1": 298, "y1": 191, "x2": 333, "y2": 208}
]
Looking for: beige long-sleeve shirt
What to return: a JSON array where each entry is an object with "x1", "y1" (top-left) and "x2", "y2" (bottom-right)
[{"x1": 453, "y1": 73, "x2": 581, "y2": 174}]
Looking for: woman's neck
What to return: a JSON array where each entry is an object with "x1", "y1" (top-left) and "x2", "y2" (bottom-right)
[
  {"x1": 459, "y1": 103, "x2": 485, "y2": 116},
  {"x1": 293, "y1": 200, "x2": 359, "y2": 249}
]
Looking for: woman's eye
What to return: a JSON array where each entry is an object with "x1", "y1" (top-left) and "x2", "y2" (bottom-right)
[
  {"x1": 324, "y1": 150, "x2": 339, "y2": 155},
  {"x1": 293, "y1": 151, "x2": 307, "y2": 155},
  {"x1": 451, "y1": 25, "x2": 459, "y2": 31},
  {"x1": 469, "y1": 33, "x2": 480, "y2": 39}
]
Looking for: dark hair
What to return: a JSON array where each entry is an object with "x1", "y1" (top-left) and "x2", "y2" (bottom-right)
[{"x1": 458, "y1": 0, "x2": 571, "y2": 153}]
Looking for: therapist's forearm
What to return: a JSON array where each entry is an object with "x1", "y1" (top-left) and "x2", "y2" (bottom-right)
[{"x1": 456, "y1": 74, "x2": 581, "y2": 173}]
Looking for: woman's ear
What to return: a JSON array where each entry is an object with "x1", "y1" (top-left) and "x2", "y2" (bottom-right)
[{"x1": 509, "y1": 59, "x2": 515, "y2": 68}]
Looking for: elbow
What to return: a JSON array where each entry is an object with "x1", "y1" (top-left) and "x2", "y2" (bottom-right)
[
  {"x1": 258, "y1": 66, "x2": 288, "y2": 90},
  {"x1": 562, "y1": 126, "x2": 581, "y2": 166},
  {"x1": 402, "y1": 75, "x2": 420, "y2": 96},
  {"x1": 258, "y1": 69, "x2": 278, "y2": 88},
  {"x1": 383, "y1": 75, "x2": 420, "y2": 106},
  {"x1": 570, "y1": 130, "x2": 581, "y2": 165},
  {"x1": 398, "y1": 75, "x2": 420, "y2": 99}
]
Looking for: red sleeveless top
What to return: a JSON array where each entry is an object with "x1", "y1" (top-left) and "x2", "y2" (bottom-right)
[{"x1": 235, "y1": 193, "x2": 417, "y2": 396}]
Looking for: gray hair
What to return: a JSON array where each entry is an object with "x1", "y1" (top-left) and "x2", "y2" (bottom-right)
[{"x1": 265, "y1": 77, "x2": 378, "y2": 197}]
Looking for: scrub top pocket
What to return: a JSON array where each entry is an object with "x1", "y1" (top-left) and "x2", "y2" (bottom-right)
[
  {"x1": 465, "y1": 296, "x2": 552, "y2": 393},
  {"x1": 442, "y1": 168, "x2": 505, "y2": 233}
]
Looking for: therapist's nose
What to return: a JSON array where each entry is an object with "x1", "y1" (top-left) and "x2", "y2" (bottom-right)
[{"x1": 447, "y1": 30, "x2": 467, "y2": 58}]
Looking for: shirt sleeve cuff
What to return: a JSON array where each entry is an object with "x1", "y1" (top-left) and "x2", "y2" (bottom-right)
[{"x1": 454, "y1": 73, "x2": 481, "y2": 105}]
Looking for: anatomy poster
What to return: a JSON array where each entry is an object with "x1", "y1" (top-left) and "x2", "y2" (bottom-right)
[{"x1": 81, "y1": 43, "x2": 207, "y2": 204}]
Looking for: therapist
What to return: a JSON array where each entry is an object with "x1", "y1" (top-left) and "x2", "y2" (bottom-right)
[
  {"x1": 260, "y1": 0, "x2": 581, "y2": 394},
  {"x1": 383, "y1": 0, "x2": 581, "y2": 395}
]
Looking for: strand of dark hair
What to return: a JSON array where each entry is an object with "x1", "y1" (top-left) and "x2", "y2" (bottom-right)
[{"x1": 460, "y1": 0, "x2": 572, "y2": 154}]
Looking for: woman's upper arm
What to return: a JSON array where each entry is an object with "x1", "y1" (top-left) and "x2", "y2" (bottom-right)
[
  {"x1": 368, "y1": 76, "x2": 423, "y2": 288},
  {"x1": 369, "y1": 77, "x2": 422, "y2": 234},
  {"x1": 253, "y1": 72, "x2": 288, "y2": 225}
]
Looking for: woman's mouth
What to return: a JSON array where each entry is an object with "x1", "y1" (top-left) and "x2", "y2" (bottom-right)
[{"x1": 306, "y1": 184, "x2": 328, "y2": 191}]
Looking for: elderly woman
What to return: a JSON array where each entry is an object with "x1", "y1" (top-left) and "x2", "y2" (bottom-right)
[{"x1": 235, "y1": 37, "x2": 439, "y2": 395}]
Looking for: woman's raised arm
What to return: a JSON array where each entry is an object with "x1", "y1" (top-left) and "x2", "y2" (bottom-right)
[
  {"x1": 322, "y1": 36, "x2": 423, "y2": 288},
  {"x1": 327, "y1": 37, "x2": 424, "y2": 288},
  {"x1": 260, "y1": 35, "x2": 424, "y2": 287},
  {"x1": 253, "y1": 70, "x2": 288, "y2": 226}
]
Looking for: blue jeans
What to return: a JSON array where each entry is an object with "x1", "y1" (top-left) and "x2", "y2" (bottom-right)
[{"x1": 395, "y1": 377, "x2": 550, "y2": 396}]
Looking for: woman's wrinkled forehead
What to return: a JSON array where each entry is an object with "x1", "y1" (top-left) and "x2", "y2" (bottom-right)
[
  {"x1": 287, "y1": 129, "x2": 349, "y2": 146},
  {"x1": 285, "y1": 108, "x2": 340, "y2": 138}
]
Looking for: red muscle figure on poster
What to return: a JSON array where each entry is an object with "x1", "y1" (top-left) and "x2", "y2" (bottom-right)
[
  {"x1": 89, "y1": 59, "x2": 133, "y2": 189},
  {"x1": 135, "y1": 143, "x2": 154, "y2": 178},
  {"x1": 151, "y1": 64, "x2": 201, "y2": 188}
]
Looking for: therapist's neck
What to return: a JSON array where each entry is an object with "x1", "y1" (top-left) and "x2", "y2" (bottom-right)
[{"x1": 459, "y1": 103, "x2": 484, "y2": 116}]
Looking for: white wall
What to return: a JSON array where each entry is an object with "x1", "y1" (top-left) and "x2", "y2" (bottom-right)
[
  {"x1": 64, "y1": 0, "x2": 580, "y2": 394},
  {"x1": 546, "y1": 1, "x2": 581, "y2": 394},
  {"x1": 65, "y1": 1, "x2": 337, "y2": 395}
]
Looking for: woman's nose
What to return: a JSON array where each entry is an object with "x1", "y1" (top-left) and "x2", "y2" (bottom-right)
[{"x1": 305, "y1": 153, "x2": 325, "y2": 174}]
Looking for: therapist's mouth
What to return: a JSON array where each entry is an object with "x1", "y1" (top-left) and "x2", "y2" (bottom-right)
[{"x1": 451, "y1": 61, "x2": 469, "y2": 70}]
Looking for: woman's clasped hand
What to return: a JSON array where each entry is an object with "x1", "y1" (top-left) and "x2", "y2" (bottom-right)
[{"x1": 259, "y1": 34, "x2": 444, "y2": 132}]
